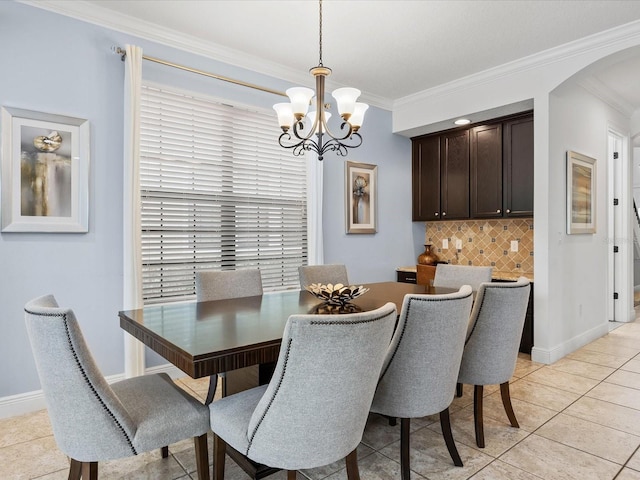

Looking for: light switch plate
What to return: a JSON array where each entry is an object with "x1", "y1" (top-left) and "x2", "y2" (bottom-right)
[
  {"x1": 511, "y1": 240, "x2": 519, "y2": 252},
  {"x1": 442, "y1": 239, "x2": 449, "y2": 249},
  {"x1": 455, "y1": 239, "x2": 462, "y2": 249}
]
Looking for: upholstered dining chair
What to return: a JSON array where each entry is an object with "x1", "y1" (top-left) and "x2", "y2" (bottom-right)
[
  {"x1": 24, "y1": 294, "x2": 211, "y2": 480},
  {"x1": 209, "y1": 302, "x2": 398, "y2": 480},
  {"x1": 298, "y1": 264, "x2": 349, "y2": 288},
  {"x1": 196, "y1": 268, "x2": 263, "y2": 401},
  {"x1": 196, "y1": 268, "x2": 263, "y2": 302},
  {"x1": 370, "y1": 286, "x2": 474, "y2": 478},
  {"x1": 456, "y1": 277, "x2": 531, "y2": 448},
  {"x1": 433, "y1": 264, "x2": 493, "y2": 291}
]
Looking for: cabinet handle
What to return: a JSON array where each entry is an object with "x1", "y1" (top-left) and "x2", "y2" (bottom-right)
[
  {"x1": 506, "y1": 209, "x2": 511, "y2": 214},
  {"x1": 435, "y1": 212, "x2": 439, "y2": 217},
  {"x1": 442, "y1": 212, "x2": 446, "y2": 216},
  {"x1": 497, "y1": 209, "x2": 501, "y2": 214}
]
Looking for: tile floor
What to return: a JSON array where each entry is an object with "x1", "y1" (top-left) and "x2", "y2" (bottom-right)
[{"x1": 3, "y1": 315, "x2": 640, "y2": 480}]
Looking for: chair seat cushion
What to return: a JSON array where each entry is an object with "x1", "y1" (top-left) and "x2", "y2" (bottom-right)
[
  {"x1": 209, "y1": 384, "x2": 268, "y2": 455},
  {"x1": 112, "y1": 373, "x2": 210, "y2": 453}
]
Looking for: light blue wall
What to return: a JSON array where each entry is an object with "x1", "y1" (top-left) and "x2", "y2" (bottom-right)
[{"x1": 0, "y1": 2, "x2": 414, "y2": 399}]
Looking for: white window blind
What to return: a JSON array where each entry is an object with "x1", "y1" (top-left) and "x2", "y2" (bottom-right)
[{"x1": 140, "y1": 84, "x2": 307, "y2": 304}]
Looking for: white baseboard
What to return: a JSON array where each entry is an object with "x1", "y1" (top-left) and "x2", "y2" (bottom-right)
[
  {"x1": 531, "y1": 321, "x2": 610, "y2": 365},
  {"x1": 0, "y1": 363, "x2": 184, "y2": 420}
]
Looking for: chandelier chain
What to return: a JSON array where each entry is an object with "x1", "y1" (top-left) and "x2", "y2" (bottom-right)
[{"x1": 318, "y1": 0, "x2": 323, "y2": 66}]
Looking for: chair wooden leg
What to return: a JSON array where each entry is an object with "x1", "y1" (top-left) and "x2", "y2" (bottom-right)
[
  {"x1": 68, "y1": 458, "x2": 82, "y2": 480},
  {"x1": 205, "y1": 374, "x2": 219, "y2": 405},
  {"x1": 439, "y1": 408, "x2": 463, "y2": 467},
  {"x1": 474, "y1": 385, "x2": 485, "y2": 448},
  {"x1": 500, "y1": 381, "x2": 519, "y2": 428},
  {"x1": 81, "y1": 462, "x2": 98, "y2": 480},
  {"x1": 456, "y1": 382, "x2": 463, "y2": 398},
  {"x1": 287, "y1": 471, "x2": 297, "y2": 479},
  {"x1": 214, "y1": 434, "x2": 226, "y2": 480},
  {"x1": 194, "y1": 433, "x2": 210, "y2": 480},
  {"x1": 400, "y1": 418, "x2": 411, "y2": 480},
  {"x1": 161, "y1": 446, "x2": 169, "y2": 458},
  {"x1": 345, "y1": 448, "x2": 360, "y2": 480}
]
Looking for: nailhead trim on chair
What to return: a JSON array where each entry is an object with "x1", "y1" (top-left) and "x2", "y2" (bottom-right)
[
  {"x1": 25, "y1": 308, "x2": 137, "y2": 456},
  {"x1": 464, "y1": 283, "x2": 529, "y2": 346},
  {"x1": 246, "y1": 338, "x2": 293, "y2": 456},
  {"x1": 378, "y1": 293, "x2": 473, "y2": 382}
]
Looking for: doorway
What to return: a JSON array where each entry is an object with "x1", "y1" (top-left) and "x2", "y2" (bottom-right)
[{"x1": 607, "y1": 128, "x2": 633, "y2": 322}]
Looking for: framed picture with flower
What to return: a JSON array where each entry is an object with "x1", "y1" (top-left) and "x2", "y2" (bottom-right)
[{"x1": 345, "y1": 160, "x2": 377, "y2": 234}]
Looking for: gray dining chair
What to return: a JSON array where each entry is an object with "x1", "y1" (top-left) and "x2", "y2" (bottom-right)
[
  {"x1": 24, "y1": 294, "x2": 211, "y2": 480},
  {"x1": 433, "y1": 264, "x2": 493, "y2": 291},
  {"x1": 457, "y1": 277, "x2": 531, "y2": 448},
  {"x1": 196, "y1": 268, "x2": 264, "y2": 401},
  {"x1": 370, "y1": 286, "x2": 474, "y2": 478},
  {"x1": 298, "y1": 264, "x2": 349, "y2": 288},
  {"x1": 196, "y1": 268, "x2": 263, "y2": 302},
  {"x1": 209, "y1": 302, "x2": 398, "y2": 480}
]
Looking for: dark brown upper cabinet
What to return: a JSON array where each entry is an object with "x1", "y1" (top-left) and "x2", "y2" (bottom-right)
[
  {"x1": 503, "y1": 114, "x2": 534, "y2": 217},
  {"x1": 470, "y1": 123, "x2": 502, "y2": 218},
  {"x1": 412, "y1": 111, "x2": 533, "y2": 221},
  {"x1": 412, "y1": 130, "x2": 469, "y2": 221}
]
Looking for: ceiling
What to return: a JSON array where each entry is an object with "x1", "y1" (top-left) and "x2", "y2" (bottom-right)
[{"x1": 26, "y1": 0, "x2": 640, "y2": 110}]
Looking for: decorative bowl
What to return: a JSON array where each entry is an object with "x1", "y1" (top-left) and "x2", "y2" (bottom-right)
[{"x1": 304, "y1": 283, "x2": 369, "y2": 306}]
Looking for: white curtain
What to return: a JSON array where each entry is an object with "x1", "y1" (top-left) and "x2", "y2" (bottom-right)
[
  {"x1": 306, "y1": 153, "x2": 324, "y2": 265},
  {"x1": 122, "y1": 45, "x2": 145, "y2": 378}
]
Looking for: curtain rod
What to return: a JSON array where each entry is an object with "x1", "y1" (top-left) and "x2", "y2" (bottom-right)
[{"x1": 113, "y1": 46, "x2": 287, "y2": 98}]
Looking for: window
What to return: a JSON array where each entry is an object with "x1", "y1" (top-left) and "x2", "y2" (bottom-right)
[{"x1": 140, "y1": 84, "x2": 307, "y2": 303}]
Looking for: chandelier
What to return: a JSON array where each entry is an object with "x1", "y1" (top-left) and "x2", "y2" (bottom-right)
[{"x1": 273, "y1": 0, "x2": 368, "y2": 161}]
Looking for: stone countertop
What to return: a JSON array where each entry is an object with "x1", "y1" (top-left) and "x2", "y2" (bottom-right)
[{"x1": 396, "y1": 266, "x2": 533, "y2": 283}]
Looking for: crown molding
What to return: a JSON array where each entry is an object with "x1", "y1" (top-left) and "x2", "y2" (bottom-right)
[
  {"x1": 394, "y1": 19, "x2": 640, "y2": 109},
  {"x1": 578, "y1": 77, "x2": 636, "y2": 117},
  {"x1": 17, "y1": 0, "x2": 393, "y2": 110}
]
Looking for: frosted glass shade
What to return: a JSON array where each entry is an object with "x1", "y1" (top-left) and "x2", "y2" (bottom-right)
[
  {"x1": 349, "y1": 103, "x2": 369, "y2": 130},
  {"x1": 306, "y1": 110, "x2": 332, "y2": 134},
  {"x1": 273, "y1": 103, "x2": 294, "y2": 130},
  {"x1": 286, "y1": 87, "x2": 314, "y2": 119},
  {"x1": 332, "y1": 87, "x2": 361, "y2": 119}
]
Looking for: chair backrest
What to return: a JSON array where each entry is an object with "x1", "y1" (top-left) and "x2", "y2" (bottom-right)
[
  {"x1": 244, "y1": 302, "x2": 397, "y2": 470},
  {"x1": 433, "y1": 264, "x2": 493, "y2": 291},
  {"x1": 298, "y1": 264, "x2": 349, "y2": 288},
  {"x1": 196, "y1": 268, "x2": 263, "y2": 301},
  {"x1": 457, "y1": 277, "x2": 531, "y2": 386},
  {"x1": 24, "y1": 295, "x2": 137, "y2": 460},
  {"x1": 370, "y1": 286, "x2": 474, "y2": 419}
]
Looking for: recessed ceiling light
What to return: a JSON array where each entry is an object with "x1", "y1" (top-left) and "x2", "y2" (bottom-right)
[{"x1": 454, "y1": 118, "x2": 471, "y2": 125}]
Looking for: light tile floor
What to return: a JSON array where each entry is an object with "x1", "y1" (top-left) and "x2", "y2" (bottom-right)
[{"x1": 4, "y1": 315, "x2": 640, "y2": 480}]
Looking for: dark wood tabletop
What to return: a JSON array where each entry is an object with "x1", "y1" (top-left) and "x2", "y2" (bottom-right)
[{"x1": 119, "y1": 281, "x2": 455, "y2": 379}]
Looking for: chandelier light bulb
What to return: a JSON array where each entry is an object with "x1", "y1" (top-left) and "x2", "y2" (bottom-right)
[
  {"x1": 273, "y1": 103, "x2": 294, "y2": 132},
  {"x1": 285, "y1": 87, "x2": 314, "y2": 120},
  {"x1": 349, "y1": 103, "x2": 369, "y2": 131},
  {"x1": 332, "y1": 87, "x2": 361, "y2": 121}
]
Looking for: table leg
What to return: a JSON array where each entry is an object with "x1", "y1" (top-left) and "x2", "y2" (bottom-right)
[{"x1": 205, "y1": 374, "x2": 219, "y2": 405}]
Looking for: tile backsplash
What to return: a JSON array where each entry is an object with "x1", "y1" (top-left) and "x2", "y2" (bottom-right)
[{"x1": 424, "y1": 218, "x2": 533, "y2": 274}]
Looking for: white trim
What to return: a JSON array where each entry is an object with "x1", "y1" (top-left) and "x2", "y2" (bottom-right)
[
  {"x1": 531, "y1": 321, "x2": 610, "y2": 364},
  {"x1": 0, "y1": 363, "x2": 184, "y2": 419},
  {"x1": 393, "y1": 20, "x2": 640, "y2": 109},
  {"x1": 17, "y1": 0, "x2": 390, "y2": 110}
]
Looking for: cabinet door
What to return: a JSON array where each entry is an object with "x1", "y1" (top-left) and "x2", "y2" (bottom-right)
[
  {"x1": 440, "y1": 130, "x2": 469, "y2": 220},
  {"x1": 470, "y1": 123, "x2": 502, "y2": 218},
  {"x1": 412, "y1": 135, "x2": 441, "y2": 221},
  {"x1": 504, "y1": 115, "x2": 534, "y2": 217}
]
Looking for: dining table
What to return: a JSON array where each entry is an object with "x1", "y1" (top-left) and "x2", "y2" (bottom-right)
[
  {"x1": 119, "y1": 281, "x2": 455, "y2": 385},
  {"x1": 118, "y1": 281, "x2": 456, "y2": 478}
]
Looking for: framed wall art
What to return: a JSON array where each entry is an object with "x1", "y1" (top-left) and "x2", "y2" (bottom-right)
[
  {"x1": 345, "y1": 160, "x2": 377, "y2": 234},
  {"x1": 1, "y1": 107, "x2": 89, "y2": 232},
  {"x1": 566, "y1": 150, "x2": 596, "y2": 234}
]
